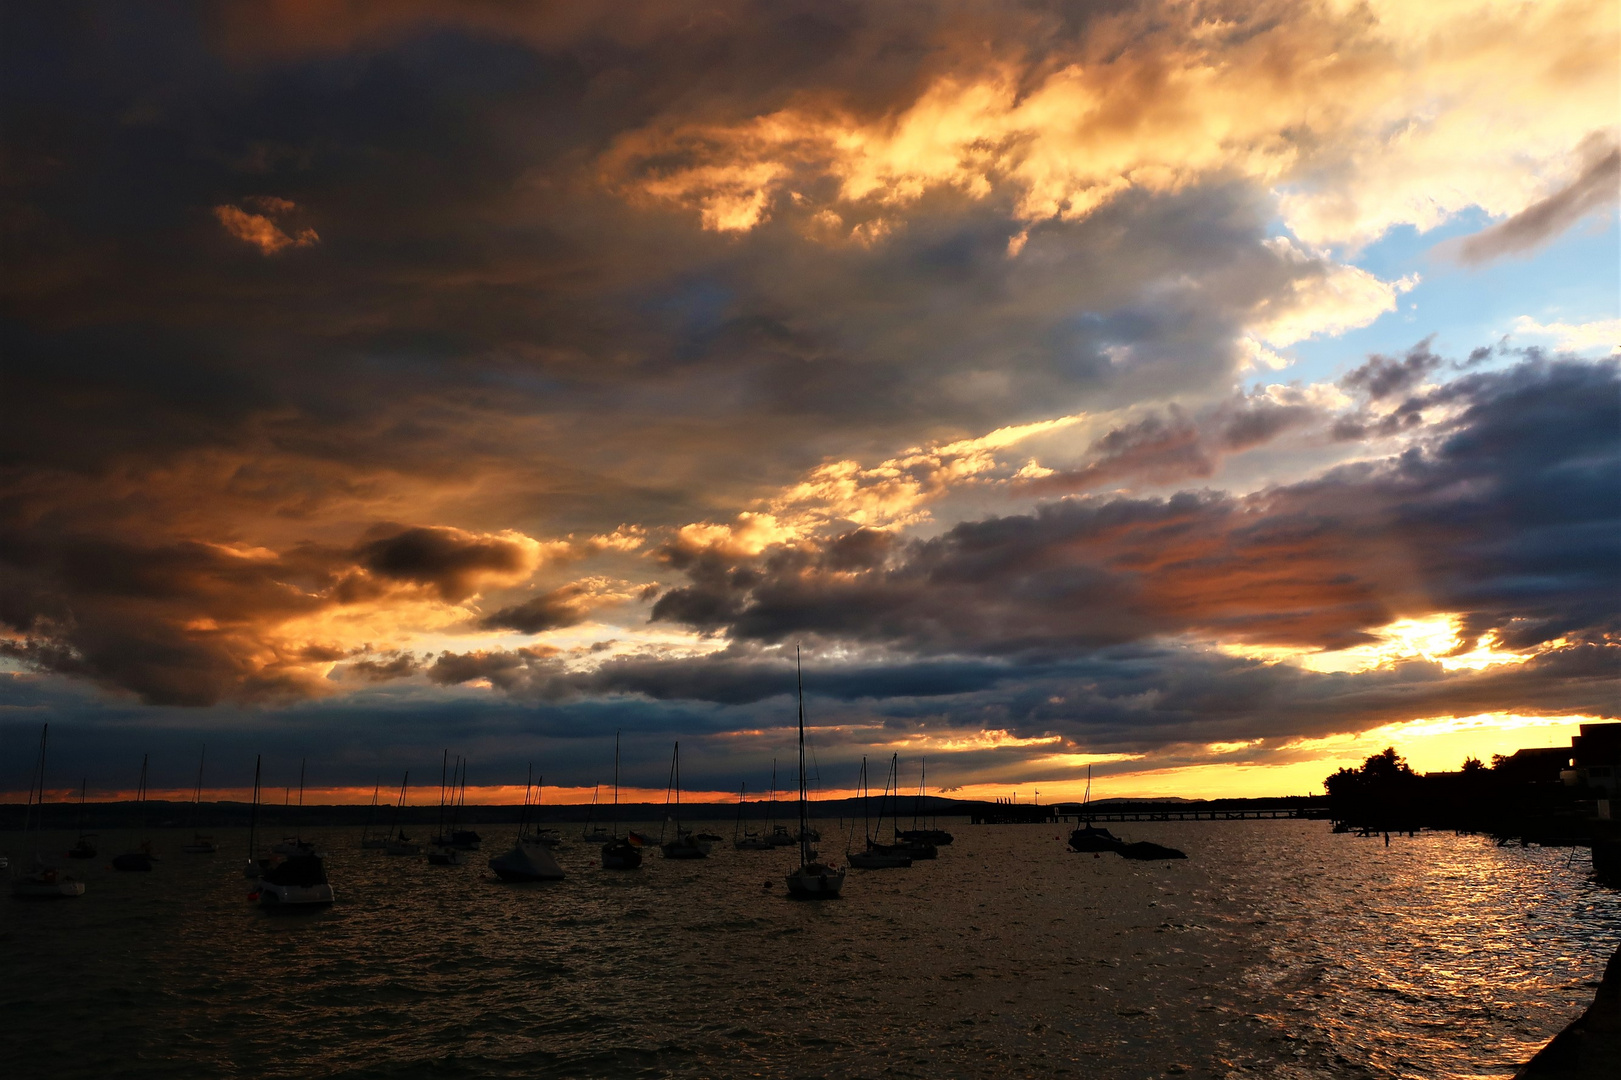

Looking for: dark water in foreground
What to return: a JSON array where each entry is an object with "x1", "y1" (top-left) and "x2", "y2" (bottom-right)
[{"x1": 2, "y1": 820, "x2": 1616, "y2": 1079}]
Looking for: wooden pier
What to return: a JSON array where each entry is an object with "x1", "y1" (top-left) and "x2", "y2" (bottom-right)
[{"x1": 972, "y1": 796, "x2": 1331, "y2": 824}]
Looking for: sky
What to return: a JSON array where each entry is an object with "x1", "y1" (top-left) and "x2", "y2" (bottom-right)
[{"x1": 1, "y1": 0, "x2": 1617, "y2": 805}]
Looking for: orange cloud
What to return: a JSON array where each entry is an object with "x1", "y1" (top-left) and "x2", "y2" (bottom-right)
[
  {"x1": 602, "y1": 0, "x2": 1616, "y2": 251},
  {"x1": 214, "y1": 201, "x2": 319, "y2": 254}
]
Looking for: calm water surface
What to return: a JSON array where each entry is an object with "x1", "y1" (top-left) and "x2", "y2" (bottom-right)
[{"x1": 2, "y1": 820, "x2": 1615, "y2": 1079}]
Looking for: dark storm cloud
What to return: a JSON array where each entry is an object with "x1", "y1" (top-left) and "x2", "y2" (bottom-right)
[
  {"x1": 1340, "y1": 341, "x2": 1443, "y2": 401},
  {"x1": 354, "y1": 525, "x2": 536, "y2": 602},
  {"x1": 653, "y1": 357, "x2": 1621, "y2": 660},
  {"x1": 478, "y1": 584, "x2": 593, "y2": 634},
  {"x1": 0, "y1": 522, "x2": 536, "y2": 705},
  {"x1": 1, "y1": 3, "x2": 1341, "y2": 656}
]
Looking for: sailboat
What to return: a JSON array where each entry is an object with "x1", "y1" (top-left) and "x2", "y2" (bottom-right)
[
  {"x1": 428, "y1": 755, "x2": 469, "y2": 865},
  {"x1": 601, "y1": 730, "x2": 643, "y2": 869},
  {"x1": 784, "y1": 649, "x2": 845, "y2": 898},
  {"x1": 733, "y1": 782, "x2": 772, "y2": 850},
  {"x1": 524, "y1": 773, "x2": 562, "y2": 848},
  {"x1": 764, "y1": 758, "x2": 795, "y2": 846},
  {"x1": 112, "y1": 753, "x2": 158, "y2": 871},
  {"x1": 488, "y1": 764, "x2": 565, "y2": 882},
  {"x1": 384, "y1": 771, "x2": 421, "y2": 855},
  {"x1": 449, "y1": 758, "x2": 481, "y2": 850},
  {"x1": 11, "y1": 723, "x2": 86, "y2": 898},
  {"x1": 659, "y1": 742, "x2": 711, "y2": 859},
  {"x1": 244, "y1": 755, "x2": 273, "y2": 878},
  {"x1": 181, "y1": 745, "x2": 218, "y2": 853},
  {"x1": 580, "y1": 782, "x2": 613, "y2": 843},
  {"x1": 886, "y1": 755, "x2": 937, "y2": 860},
  {"x1": 270, "y1": 759, "x2": 316, "y2": 856},
  {"x1": 847, "y1": 757, "x2": 910, "y2": 869},
  {"x1": 1068, "y1": 765, "x2": 1120, "y2": 852},
  {"x1": 67, "y1": 777, "x2": 96, "y2": 859},
  {"x1": 359, "y1": 774, "x2": 386, "y2": 849},
  {"x1": 249, "y1": 757, "x2": 334, "y2": 907},
  {"x1": 897, "y1": 757, "x2": 953, "y2": 846}
]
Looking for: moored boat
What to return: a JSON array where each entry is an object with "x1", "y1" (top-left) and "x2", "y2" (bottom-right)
[
  {"x1": 846, "y1": 756, "x2": 911, "y2": 870},
  {"x1": 489, "y1": 765, "x2": 565, "y2": 881},
  {"x1": 255, "y1": 853, "x2": 334, "y2": 907},
  {"x1": 10, "y1": 725, "x2": 86, "y2": 899},
  {"x1": 601, "y1": 732, "x2": 643, "y2": 869},
  {"x1": 784, "y1": 650, "x2": 845, "y2": 899},
  {"x1": 660, "y1": 742, "x2": 712, "y2": 859},
  {"x1": 114, "y1": 754, "x2": 159, "y2": 872}
]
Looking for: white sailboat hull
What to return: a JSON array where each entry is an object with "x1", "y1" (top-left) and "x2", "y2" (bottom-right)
[
  {"x1": 11, "y1": 870, "x2": 85, "y2": 898},
  {"x1": 488, "y1": 843, "x2": 565, "y2": 882},
  {"x1": 785, "y1": 862, "x2": 846, "y2": 897},
  {"x1": 257, "y1": 881, "x2": 335, "y2": 906},
  {"x1": 848, "y1": 850, "x2": 911, "y2": 869}
]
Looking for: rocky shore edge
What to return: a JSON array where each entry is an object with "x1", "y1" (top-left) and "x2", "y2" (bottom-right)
[{"x1": 1517, "y1": 943, "x2": 1621, "y2": 1078}]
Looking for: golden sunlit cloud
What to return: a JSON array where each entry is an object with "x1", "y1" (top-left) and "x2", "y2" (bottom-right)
[
  {"x1": 1219, "y1": 613, "x2": 1562, "y2": 674},
  {"x1": 607, "y1": 0, "x2": 1617, "y2": 250}
]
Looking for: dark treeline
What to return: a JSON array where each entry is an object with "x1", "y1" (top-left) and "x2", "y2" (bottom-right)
[
  {"x1": 0, "y1": 794, "x2": 986, "y2": 832},
  {"x1": 1324, "y1": 746, "x2": 1607, "y2": 844}
]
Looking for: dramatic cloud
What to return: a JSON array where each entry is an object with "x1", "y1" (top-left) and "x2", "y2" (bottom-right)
[
  {"x1": 353, "y1": 526, "x2": 542, "y2": 602},
  {"x1": 0, "y1": 3, "x2": 1613, "y2": 797},
  {"x1": 1456, "y1": 134, "x2": 1620, "y2": 263},
  {"x1": 653, "y1": 357, "x2": 1618, "y2": 664}
]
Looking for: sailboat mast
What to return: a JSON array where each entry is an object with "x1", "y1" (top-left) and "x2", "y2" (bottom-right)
[
  {"x1": 797, "y1": 647, "x2": 809, "y2": 864},
  {"x1": 437, "y1": 749, "x2": 449, "y2": 839},
  {"x1": 137, "y1": 753, "x2": 148, "y2": 835},
  {"x1": 24, "y1": 723, "x2": 48, "y2": 839},
  {"x1": 296, "y1": 756, "x2": 306, "y2": 841},
  {"x1": 915, "y1": 757, "x2": 924, "y2": 830},
  {"x1": 862, "y1": 757, "x2": 870, "y2": 844},
  {"x1": 391, "y1": 771, "x2": 409, "y2": 837},
  {"x1": 192, "y1": 744, "x2": 207, "y2": 828},
  {"x1": 612, "y1": 730, "x2": 620, "y2": 838},
  {"x1": 248, "y1": 754, "x2": 261, "y2": 860},
  {"x1": 362, "y1": 773, "x2": 380, "y2": 842}
]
